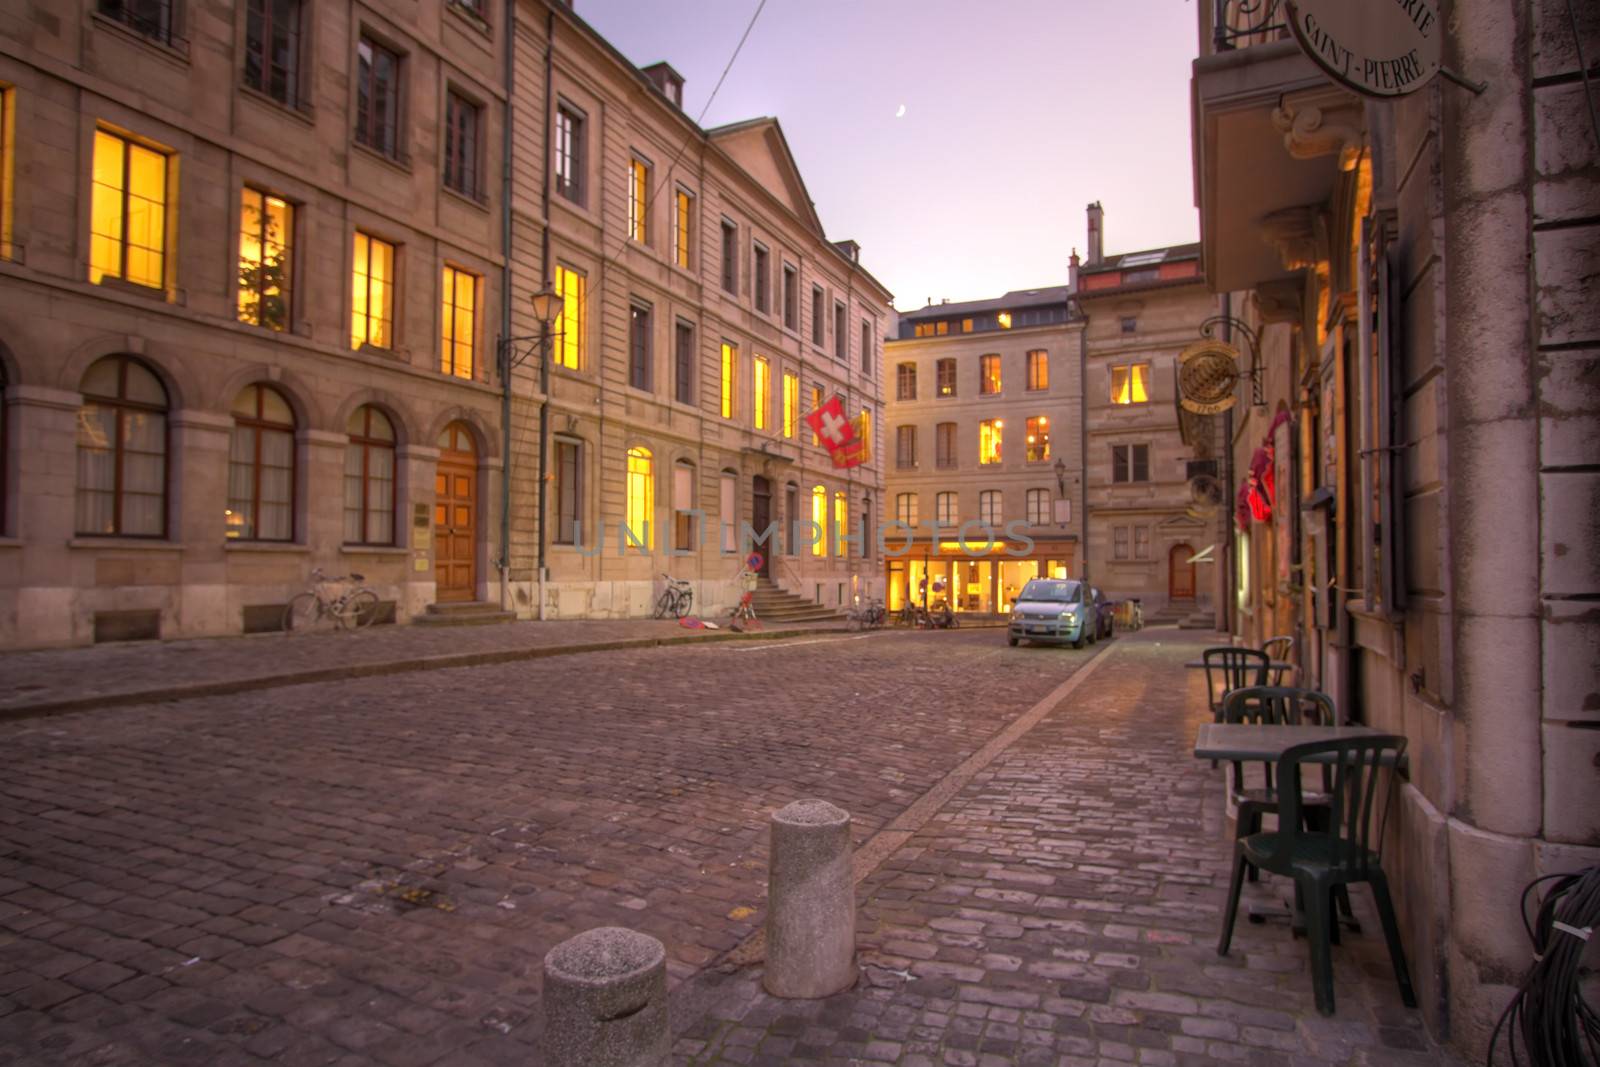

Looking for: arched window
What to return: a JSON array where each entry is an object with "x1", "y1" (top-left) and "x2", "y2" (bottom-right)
[
  {"x1": 76, "y1": 355, "x2": 168, "y2": 537},
  {"x1": 344, "y1": 405, "x2": 395, "y2": 545},
  {"x1": 228, "y1": 384, "x2": 295, "y2": 541},
  {"x1": 625, "y1": 446, "x2": 653, "y2": 550},
  {"x1": 810, "y1": 484, "x2": 826, "y2": 558}
]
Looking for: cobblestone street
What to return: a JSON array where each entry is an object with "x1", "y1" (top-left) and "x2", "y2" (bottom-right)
[{"x1": 0, "y1": 628, "x2": 1464, "y2": 1065}]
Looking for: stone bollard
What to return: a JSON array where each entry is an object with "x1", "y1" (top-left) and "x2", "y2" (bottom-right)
[
  {"x1": 764, "y1": 798, "x2": 856, "y2": 998},
  {"x1": 542, "y1": 926, "x2": 668, "y2": 1067}
]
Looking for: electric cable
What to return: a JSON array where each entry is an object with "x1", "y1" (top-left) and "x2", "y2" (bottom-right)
[{"x1": 1487, "y1": 866, "x2": 1600, "y2": 1067}]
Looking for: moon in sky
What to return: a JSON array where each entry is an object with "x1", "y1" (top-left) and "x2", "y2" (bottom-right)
[{"x1": 895, "y1": 104, "x2": 906, "y2": 118}]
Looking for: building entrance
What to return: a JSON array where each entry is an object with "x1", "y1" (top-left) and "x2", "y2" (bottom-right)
[
  {"x1": 1169, "y1": 542, "x2": 1196, "y2": 600},
  {"x1": 751, "y1": 475, "x2": 772, "y2": 577},
  {"x1": 435, "y1": 423, "x2": 478, "y2": 602}
]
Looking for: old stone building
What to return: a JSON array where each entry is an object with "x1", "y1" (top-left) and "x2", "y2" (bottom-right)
[
  {"x1": 1191, "y1": 0, "x2": 1599, "y2": 1056},
  {"x1": 1075, "y1": 204, "x2": 1220, "y2": 622},
  {"x1": 0, "y1": 0, "x2": 890, "y2": 647},
  {"x1": 882, "y1": 288, "x2": 1085, "y2": 616},
  {"x1": 0, "y1": 0, "x2": 511, "y2": 647}
]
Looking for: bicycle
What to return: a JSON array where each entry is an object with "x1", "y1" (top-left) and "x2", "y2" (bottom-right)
[
  {"x1": 847, "y1": 598, "x2": 886, "y2": 631},
  {"x1": 283, "y1": 568, "x2": 381, "y2": 633},
  {"x1": 653, "y1": 574, "x2": 694, "y2": 619},
  {"x1": 895, "y1": 602, "x2": 926, "y2": 628}
]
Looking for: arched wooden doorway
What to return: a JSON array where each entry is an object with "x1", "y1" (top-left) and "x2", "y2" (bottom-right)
[
  {"x1": 751, "y1": 475, "x2": 772, "y2": 577},
  {"x1": 435, "y1": 422, "x2": 478, "y2": 601},
  {"x1": 1169, "y1": 542, "x2": 1196, "y2": 601}
]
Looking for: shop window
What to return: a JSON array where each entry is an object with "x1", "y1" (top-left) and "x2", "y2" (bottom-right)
[
  {"x1": 344, "y1": 405, "x2": 396, "y2": 545},
  {"x1": 228, "y1": 384, "x2": 295, "y2": 541},
  {"x1": 76, "y1": 356, "x2": 168, "y2": 537}
]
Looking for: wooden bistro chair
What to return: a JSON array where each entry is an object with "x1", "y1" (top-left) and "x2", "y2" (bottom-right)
[{"x1": 1217, "y1": 733, "x2": 1416, "y2": 1016}]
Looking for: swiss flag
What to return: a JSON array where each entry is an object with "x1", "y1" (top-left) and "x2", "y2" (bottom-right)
[{"x1": 804, "y1": 394, "x2": 855, "y2": 452}]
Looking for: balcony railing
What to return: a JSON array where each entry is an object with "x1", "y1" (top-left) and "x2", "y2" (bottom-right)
[{"x1": 1211, "y1": 0, "x2": 1290, "y2": 53}]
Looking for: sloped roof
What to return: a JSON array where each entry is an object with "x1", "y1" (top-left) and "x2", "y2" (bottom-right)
[
  {"x1": 1080, "y1": 241, "x2": 1202, "y2": 275},
  {"x1": 705, "y1": 117, "x2": 825, "y2": 238},
  {"x1": 899, "y1": 285, "x2": 1076, "y2": 321}
]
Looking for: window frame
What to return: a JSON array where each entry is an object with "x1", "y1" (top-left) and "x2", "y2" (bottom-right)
[
  {"x1": 344, "y1": 405, "x2": 396, "y2": 546},
  {"x1": 673, "y1": 319, "x2": 695, "y2": 406},
  {"x1": 440, "y1": 263, "x2": 477, "y2": 380},
  {"x1": 442, "y1": 88, "x2": 483, "y2": 200},
  {"x1": 350, "y1": 230, "x2": 396, "y2": 350},
  {"x1": 782, "y1": 372, "x2": 799, "y2": 438},
  {"x1": 628, "y1": 300, "x2": 652, "y2": 392},
  {"x1": 75, "y1": 355, "x2": 170, "y2": 539},
  {"x1": 811, "y1": 286, "x2": 825, "y2": 347},
  {"x1": 895, "y1": 424, "x2": 917, "y2": 470},
  {"x1": 1111, "y1": 442, "x2": 1151, "y2": 484},
  {"x1": 1110, "y1": 362, "x2": 1152, "y2": 405},
  {"x1": 895, "y1": 492, "x2": 917, "y2": 526},
  {"x1": 978, "y1": 419, "x2": 1003, "y2": 465},
  {"x1": 719, "y1": 340, "x2": 737, "y2": 420},
  {"x1": 936, "y1": 358, "x2": 957, "y2": 398},
  {"x1": 1113, "y1": 525, "x2": 1130, "y2": 560},
  {"x1": 625, "y1": 446, "x2": 654, "y2": 550},
  {"x1": 978, "y1": 490, "x2": 1001, "y2": 526},
  {"x1": 243, "y1": 0, "x2": 304, "y2": 111},
  {"x1": 753, "y1": 241, "x2": 770, "y2": 313},
  {"x1": 237, "y1": 186, "x2": 294, "y2": 331},
  {"x1": 98, "y1": 0, "x2": 181, "y2": 49},
  {"x1": 228, "y1": 383, "x2": 297, "y2": 542},
  {"x1": 719, "y1": 218, "x2": 738, "y2": 294},
  {"x1": 355, "y1": 33, "x2": 404, "y2": 161},
  {"x1": 1027, "y1": 349, "x2": 1048, "y2": 392},
  {"x1": 1025, "y1": 415, "x2": 1050, "y2": 463},
  {"x1": 753, "y1": 354, "x2": 771, "y2": 431},
  {"x1": 935, "y1": 491, "x2": 957, "y2": 525},
  {"x1": 833, "y1": 300, "x2": 847, "y2": 362},
  {"x1": 553, "y1": 263, "x2": 585, "y2": 371},
  {"x1": 935, "y1": 422, "x2": 957, "y2": 470},
  {"x1": 979, "y1": 353, "x2": 1002, "y2": 395},
  {"x1": 553, "y1": 436, "x2": 582, "y2": 545},
  {"x1": 89, "y1": 128, "x2": 170, "y2": 291},
  {"x1": 627, "y1": 155, "x2": 650, "y2": 244},
  {"x1": 860, "y1": 319, "x2": 872, "y2": 375},
  {"x1": 674, "y1": 187, "x2": 692, "y2": 269},
  {"x1": 1025, "y1": 488, "x2": 1048, "y2": 526},
  {"x1": 782, "y1": 263, "x2": 798, "y2": 330},
  {"x1": 553, "y1": 100, "x2": 586, "y2": 206},
  {"x1": 896, "y1": 362, "x2": 917, "y2": 401}
]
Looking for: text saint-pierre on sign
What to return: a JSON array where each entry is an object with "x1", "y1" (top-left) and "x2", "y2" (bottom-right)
[{"x1": 1284, "y1": 0, "x2": 1441, "y2": 98}]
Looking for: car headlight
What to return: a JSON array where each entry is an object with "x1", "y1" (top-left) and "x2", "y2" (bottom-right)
[{"x1": 1059, "y1": 608, "x2": 1078, "y2": 620}]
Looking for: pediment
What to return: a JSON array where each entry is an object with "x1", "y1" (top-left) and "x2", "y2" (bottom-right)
[{"x1": 707, "y1": 118, "x2": 824, "y2": 238}]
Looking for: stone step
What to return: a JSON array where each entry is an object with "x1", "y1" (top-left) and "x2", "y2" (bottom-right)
[{"x1": 415, "y1": 601, "x2": 517, "y2": 626}]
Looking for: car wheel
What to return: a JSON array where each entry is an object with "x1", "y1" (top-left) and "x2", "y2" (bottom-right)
[
  {"x1": 1073, "y1": 636, "x2": 1085, "y2": 650},
  {"x1": 1008, "y1": 636, "x2": 1019, "y2": 647}
]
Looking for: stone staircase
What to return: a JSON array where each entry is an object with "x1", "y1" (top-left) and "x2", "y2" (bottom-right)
[
  {"x1": 412, "y1": 600, "x2": 517, "y2": 627},
  {"x1": 746, "y1": 577, "x2": 847, "y2": 625}
]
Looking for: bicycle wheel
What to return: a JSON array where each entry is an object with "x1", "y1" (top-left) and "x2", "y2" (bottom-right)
[
  {"x1": 283, "y1": 593, "x2": 321, "y2": 634},
  {"x1": 673, "y1": 589, "x2": 692, "y2": 619},
  {"x1": 343, "y1": 590, "x2": 381, "y2": 629},
  {"x1": 654, "y1": 589, "x2": 675, "y2": 619}
]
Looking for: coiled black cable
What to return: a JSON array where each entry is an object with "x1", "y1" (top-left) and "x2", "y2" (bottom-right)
[{"x1": 1487, "y1": 866, "x2": 1600, "y2": 1066}]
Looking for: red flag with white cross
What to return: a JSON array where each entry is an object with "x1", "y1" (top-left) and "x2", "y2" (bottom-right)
[{"x1": 804, "y1": 394, "x2": 856, "y2": 460}]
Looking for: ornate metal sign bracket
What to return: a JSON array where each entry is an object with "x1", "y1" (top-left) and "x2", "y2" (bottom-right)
[{"x1": 1199, "y1": 315, "x2": 1265, "y2": 407}]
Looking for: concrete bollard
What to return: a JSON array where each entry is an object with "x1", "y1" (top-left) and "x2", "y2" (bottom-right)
[
  {"x1": 542, "y1": 926, "x2": 668, "y2": 1067},
  {"x1": 764, "y1": 798, "x2": 856, "y2": 998}
]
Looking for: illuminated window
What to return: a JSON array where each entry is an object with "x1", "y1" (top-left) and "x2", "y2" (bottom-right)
[
  {"x1": 228, "y1": 384, "x2": 295, "y2": 541},
  {"x1": 440, "y1": 266, "x2": 477, "y2": 378},
  {"x1": 979, "y1": 490, "x2": 1001, "y2": 525},
  {"x1": 625, "y1": 446, "x2": 654, "y2": 549},
  {"x1": 1025, "y1": 416, "x2": 1049, "y2": 462},
  {"x1": 720, "y1": 342, "x2": 736, "y2": 419},
  {"x1": 344, "y1": 405, "x2": 395, "y2": 545},
  {"x1": 810, "y1": 485, "x2": 827, "y2": 557},
  {"x1": 1025, "y1": 488, "x2": 1048, "y2": 525},
  {"x1": 980, "y1": 354, "x2": 1001, "y2": 395},
  {"x1": 1111, "y1": 443, "x2": 1150, "y2": 483},
  {"x1": 1027, "y1": 350, "x2": 1048, "y2": 391},
  {"x1": 859, "y1": 407, "x2": 872, "y2": 453},
  {"x1": 961, "y1": 318, "x2": 973, "y2": 333},
  {"x1": 936, "y1": 321, "x2": 949, "y2": 336},
  {"x1": 90, "y1": 129, "x2": 168, "y2": 289},
  {"x1": 629, "y1": 301, "x2": 651, "y2": 391},
  {"x1": 237, "y1": 188, "x2": 292, "y2": 330},
  {"x1": 554, "y1": 102, "x2": 585, "y2": 204},
  {"x1": 355, "y1": 36, "x2": 401, "y2": 159},
  {"x1": 997, "y1": 311, "x2": 1012, "y2": 329},
  {"x1": 895, "y1": 493, "x2": 917, "y2": 525},
  {"x1": 627, "y1": 157, "x2": 649, "y2": 243},
  {"x1": 935, "y1": 491, "x2": 956, "y2": 524},
  {"x1": 674, "y1": 189, "x2": 692, "y2": 268},
  {"x1": 554, "y1": 264, "x2": 584, "y2": 370},
  {"x1": 443, "y1": 90, "x2": 481, "y2": 198},
  {"x1": 936, "y1": 358, "x2": 956, "y2": 397},
  {"x1": 753, "y1": 355, "x2": 770, "y2": 430},
  {"x1": 1111, "y1": 363, "x2": 1151, "y2": 405},
  {"x1": 75, "y1": 356, "x2": 168, "y2": 537},
  {"x1": 350, "y1": 231, "x2": 394, "y2": 349},
  {"x1": 0, "y1": 85, "x2": 12, "y2": 261},
  {"x1": 834, "y1": 491, "x2": 847, "y2": 557},
  {"x1": 895, "y1": 425, "x2": 916, "y2": 469},
  {"x1": 782, "y1": 372, "x2": 798, "y2": 438},
  {"x1": 979, "y1": 419, "x2": 1003, "y2": 465},
  {"x1": 935, "y1": 422, "x2": 956, "y2": 469},
  {"x1": 674, "y1": 320, "x2": 694, "y2": 405},
  {"x1": 244, "y1": 0, "x2": 303, "y2": 109},
  {"x1": 809, "y1": 386, "x2": 822, "y2": 445},
  {"x1": 896, "y1": 362, "x2": 917, "y2": 400},
  {"x1": 753, "y1": 243, "x2": 769, "y2": 312}
]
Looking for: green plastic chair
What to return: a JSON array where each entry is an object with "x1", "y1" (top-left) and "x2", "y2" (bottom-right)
[
  {"x1": 1202, "y1": 647, "x2": 1270, "y2": 722},
  {"x1": 1220, "y1": 686, "x2": 1337, "y2": 883},
  {"x1": 1217, "y1": 733, "x2": 1416, "y2": 1016}
]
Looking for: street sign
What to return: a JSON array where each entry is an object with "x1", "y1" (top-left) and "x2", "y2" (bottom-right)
[{"x1": 1285, "y1": 0, "x2": 1441, "y2": 98}]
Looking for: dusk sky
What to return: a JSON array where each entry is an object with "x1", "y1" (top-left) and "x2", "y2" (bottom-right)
[{"x1": 577, "y1": 0, "x2": 1202, "y2": 312}]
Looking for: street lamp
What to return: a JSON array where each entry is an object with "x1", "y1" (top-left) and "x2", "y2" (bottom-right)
[
  {"x1": 497, "y1": 287, "x2": 563, "y2": 581},
  {"x1": 1053, "y1": 457, "x2": 1069, "y2": 497}
]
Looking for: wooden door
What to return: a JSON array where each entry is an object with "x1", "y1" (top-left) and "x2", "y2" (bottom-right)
[
  {"x1": 1169, "y1": 542, "x2": 1196, "y2": 600},
  {"x1": 435, "y1": 423, "x2": 477, "y2": 601},
  {"x1": 751, "y1": 476, "x2": 772, "y2": 577}
]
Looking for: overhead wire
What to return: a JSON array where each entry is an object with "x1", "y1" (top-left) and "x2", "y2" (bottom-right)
[{"x1": 1487, "y1": 866, "x2": 1600, "y2": 1067}]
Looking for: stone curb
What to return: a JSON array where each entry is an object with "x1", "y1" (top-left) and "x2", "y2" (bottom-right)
[{"x1": 0, "y1": 624, "x2": 863, "y2": 723}]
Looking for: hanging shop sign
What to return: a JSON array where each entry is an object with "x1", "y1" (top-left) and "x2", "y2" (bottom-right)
[
  {"x1": 1284, "y1": 0, "x2": 1441, "y2": 98},
  {"x1": 1177, "y1": 339, "x2": 1241, "y2": 415}
]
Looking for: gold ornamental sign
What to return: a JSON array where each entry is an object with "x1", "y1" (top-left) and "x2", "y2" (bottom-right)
[
  {"x1": 1178, "y1": 340, "x2": 1241, "y2": 415},
  {"x1": 1284, "y1": 0, "x2": 1441, "y2": 99}
]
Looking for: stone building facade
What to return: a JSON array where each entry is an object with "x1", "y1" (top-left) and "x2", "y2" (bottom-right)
[
  {"x1": 0, "y1": 0, "x2": 510, "y2": 648},
  {"x1": 882, "y1": 289, "x2": 1085, "y2": 616},
  {"x1": 1191, "y1": 0, "x2": 1599, "y2": 1056},
  {"x1": 1075, "y1": 205, "x2": 1220, "y2": 621},
  {"x1": 0, "y1": 0, "x2": 890, "y2": 647},
  {"x1": 504, "y1": 6, "x2": 890, "y2": 620}
]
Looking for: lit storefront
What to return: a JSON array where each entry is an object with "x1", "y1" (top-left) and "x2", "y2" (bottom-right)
[{"x1": 884, "y1": 536, "x2": 1078, "y2": 614}]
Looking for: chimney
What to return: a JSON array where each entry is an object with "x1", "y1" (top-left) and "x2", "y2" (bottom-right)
[
  {"x1": 1086, "y1": 202, "x2": 1104, "y2": 266},
  {"x1": 641, "y1": 62, "x2": 684, "y2": 109},
  {"x1": 1069, "y1": 248, "x2": 1080, "y2": 292}
]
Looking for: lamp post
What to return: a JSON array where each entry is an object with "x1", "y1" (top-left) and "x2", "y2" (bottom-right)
[{"x1": 497, "y1": 286, "x2": 562, "y2": 608}]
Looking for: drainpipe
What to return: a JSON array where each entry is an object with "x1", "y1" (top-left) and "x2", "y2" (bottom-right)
[
  {"x1": 1078, "y1": 314, "x2": 1089, "y2": 584},
  {"x1": 497, "y1": 0, "x2": 516, "y2": 612},
  {"x1": 1220, "y1": 293, "x2": 1235, "y2": 636},
  {"x1": 534, "y1": 8, "x2": 555, "y2": 620}
]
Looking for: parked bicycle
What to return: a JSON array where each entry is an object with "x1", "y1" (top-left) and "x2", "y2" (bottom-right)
[
  {"x1": 653, "y1": 573, "x2": 694, "y2": 619},
  {"x1": 847, "y1": 597, "x2": 887, "y2": 630},
  {"x1": 896, "y1": 602, "x2": 926, "y2": 628},
  {"x1": 283, "y1": 568, "x2": 381, "y2": 633}
]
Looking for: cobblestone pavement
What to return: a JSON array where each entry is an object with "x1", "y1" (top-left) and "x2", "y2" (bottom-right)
[
  {"x1": 0, "y1": 616, "x2": 854, "y2": 717},
  {"x1": 0, "y1": 628, "x2": 1089, "y2": 1066},
  {"x1": 674, "y1": 630, "x2": 1467, "y2": 1067}
]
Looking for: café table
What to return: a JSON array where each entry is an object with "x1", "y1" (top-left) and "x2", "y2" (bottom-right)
[{"x1": 1184, "y1": 658, "x2": 1296, "y2": 686}]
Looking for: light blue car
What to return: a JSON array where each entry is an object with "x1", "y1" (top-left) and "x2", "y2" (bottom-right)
[{"x1": 1007, "y1": 578, "x2": 1095, "y2": 649}]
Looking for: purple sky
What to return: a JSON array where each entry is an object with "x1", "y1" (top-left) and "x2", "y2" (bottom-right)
[{"x1": 575, "y1": 0, "x2": 1202, "y2": 311}]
